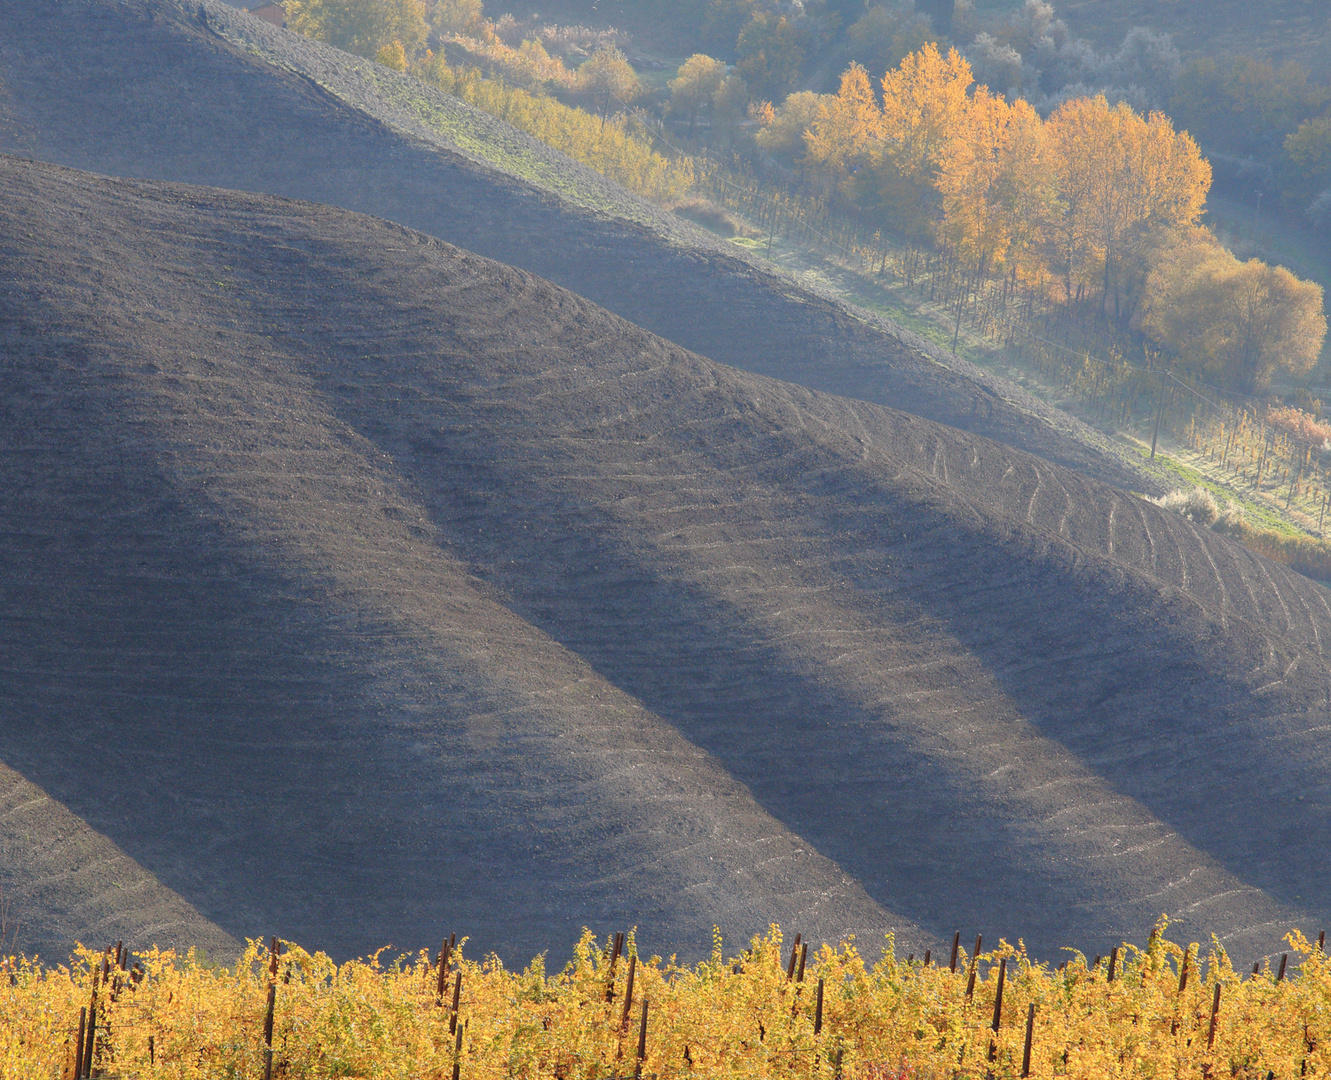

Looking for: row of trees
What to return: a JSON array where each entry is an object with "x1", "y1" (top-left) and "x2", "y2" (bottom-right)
[
  {"x1": 648, "y1": 1, "x2": 1331, "y2": 237},
  {"x1": 417, "y1": 61, "x2": 693, "y2": 202},
  {"x1": 276, "y1": 0, "x2": 1325, "y2": 394},
  {"x1": 286, "y1": 0, "x2": 642, "y2": 100},
  {"x1": 753, "y1": 45, "x2": 1322, "y2": 392}
]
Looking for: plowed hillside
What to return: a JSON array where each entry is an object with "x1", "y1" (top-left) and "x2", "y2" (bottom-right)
[
  {"x1": 0, "y1": 0, "x2": 1158, "y2": 496},
  {"x1": 2, "y1": 155, "x2": 1328, "y2": 966}
]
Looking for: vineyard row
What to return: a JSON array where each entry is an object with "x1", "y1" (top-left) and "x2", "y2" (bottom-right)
[{"x1": 4, "y1": 924, "x2": 1330, "y2": 1079}]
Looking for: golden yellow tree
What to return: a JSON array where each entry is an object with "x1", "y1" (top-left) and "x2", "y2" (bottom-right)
[
  {"x1": 754, "y1": 90, "x2": 831, "y2": 160},
  {"x1": 668, "y1": 54, "x2": 728, "y2": 136},
  {"x1": 1143, "y1": 233, "x2": 1327, "y2": 393},
  {"x1": 287, "y1": 0, "x2": 427, "y2": 60},
  {"x1": 873, "y1": 42, "x2": 974, "y2": 234},
  {"x1": 936, "y1": 87, "x2": 1052, "y2": 274},
  {"x1": 803, "y1": 63, "x2": 884, "y2": 185},
  {"x1": 1045, "y1": 95, "x2": 1210, "y2": 320}
]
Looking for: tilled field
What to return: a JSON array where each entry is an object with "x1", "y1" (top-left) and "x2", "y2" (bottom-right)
[
  {"x1": 0, "y1": 0, "x2": 1161, "y2": 496},
  {"x1": 1, "y1": 156, "x2": 1328, "y2": 965}
]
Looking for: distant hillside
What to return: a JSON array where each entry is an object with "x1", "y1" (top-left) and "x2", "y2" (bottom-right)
[
  {"x1": 3, "y1": 155, "x2": 1330, "y2": 965},
  {"x1": 0, "y1": 0, "x2": 1160, "y2": 497},
  {"x1": 1056, "y1": 0, "x2": 1331, "y2": 79},
  {"x1": 413, "y1": 0, "x2": 1331, "y2": 80}
]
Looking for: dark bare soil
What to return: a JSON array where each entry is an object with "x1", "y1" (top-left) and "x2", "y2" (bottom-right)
[
  {"x1": 2, "y1": 155, "x2": 1330, "y2": 966},
  {"x1": 0, "y1": 0, "x2": 1162, "y2": 499}
]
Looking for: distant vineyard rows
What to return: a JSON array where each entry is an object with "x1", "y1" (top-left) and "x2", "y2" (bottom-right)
[
  {"x1": 7, "y1": 925, "x2": 1330, "y2": 1079},
  {"x1": 691, "y1": 154, "x2": 1331, "y2": 560}
]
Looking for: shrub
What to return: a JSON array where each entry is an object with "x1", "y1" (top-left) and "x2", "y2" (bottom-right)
[
  {"x1": 1153, "y1": 487, "x2": 1331, "y2": 582},
  {"x1": 668, "y1": 197, "x2": 759, "y2": 237},
  {"x1": 1150, "y1": 486, "x2": 1219, "y2": 526}
]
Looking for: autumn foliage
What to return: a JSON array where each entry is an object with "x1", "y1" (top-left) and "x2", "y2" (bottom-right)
[
  {"x1": 769, "y1": 45, "x2": 1323, "y2": 391},
  {"x1": 7, "y1": 926, "x2": 1331, "y2": 1079},
  {"x1": 413, "y1": 60, "x2": 692, "y2": 204},
  {"x1": 801, "y1": 46, "x2": 1209, "y2": 292}
]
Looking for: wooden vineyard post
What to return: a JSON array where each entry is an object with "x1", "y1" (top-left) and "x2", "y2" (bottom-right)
[
  {"x1": 264, "y1": 936, "x2": 280, "y2": 1080},
  {"x1": 606, "y1": 932, "x2": 625, "y2": 1002},
  {"x1": 73, "y1": 1007, "x2": 86, "y2": 1080},
  {"x1": 450, "y1": 971, "x2": 463, "y2": 1035},
  {"x1": 814, "y1": 977, "x2": 824, "y2": 1035},
  {"x1": 1021, "y1": 1003, "x2": 1035, "y2": 1078},
  {"x1": 263, "y1": 982, "x2": 276, "y2": 1080},
  {"x1": 1108, "y1": 947, "x2": 1118, "y2": 982},
  {"x1": 1178, "y1": 949, "x2": 1190, "y2": 995},
  {"x1": 965, "y1": 935, "x2": 982, "y2": 1002},
  {"x1": 1207, "y1": 982, "x2": 1222, "y2": 1050},
  {"x1": 451, "y1": 1019, "x2": 464, "y2": 1080},
  {"x1": 796, "y1": 943, "x2": 807, "y2": 983},
  {"x1": 634, "y1": 999, "x2": 649, "y2": 1080},
  {"x1": 988, "y1": 957, "x2": 1007, "y2": 1061},
  {"x1": 1150, "y1": 378, "x2": 1166, "y2": 460},
  {"x1": 923, "y1": 949, "x2": 931, "y2": 967},
  {"x1": 949, "y1": 932, "x2": 961, "y2": 973},
  {"x1": 620, "y1": 953, "x2": 637, "y2": 1031},
  {"x1": 1278, "y1": 954, "x2": 1288, "y2": 982},
  {"x1": 786, "y1": 934, "x2": 801, "y2": 981},
  {"x1": 436, "y1": 936, "x2": 452, "y2": 1001},
  {"x1": 82, "y1": 988, "x2": 96, "y2": 1079}
]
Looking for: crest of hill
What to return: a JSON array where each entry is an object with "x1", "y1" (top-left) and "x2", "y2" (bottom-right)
[
  {"x1": 1, "y1": 155, "x2": 1329, "y2": 966},
  {"x1": 0, "y1": 0, "x2": 1163, "y2": 497}
]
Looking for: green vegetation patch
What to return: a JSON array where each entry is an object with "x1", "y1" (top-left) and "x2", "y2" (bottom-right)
[{"x1": 1132, "y1": 445, "x2": 1299, "y2": 535}]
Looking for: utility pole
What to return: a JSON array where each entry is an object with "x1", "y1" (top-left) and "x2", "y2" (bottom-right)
[{"x1": 1150, "y1": 376, "x2": 1170, "y2": 460}]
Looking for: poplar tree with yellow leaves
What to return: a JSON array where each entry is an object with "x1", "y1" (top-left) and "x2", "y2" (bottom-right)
[
  {"x1": 1044, "y1": 95, "x2": 1210, "y2": 322},
  {"x1": 936, "y1": 88, "x2": 1052, "y2": 275},
  {"x1": 803, "y1": 63, "x2": 884, "y2": 195},
  {"x1": 872, "y1": 42, "x2": 974, "y2": 237}
]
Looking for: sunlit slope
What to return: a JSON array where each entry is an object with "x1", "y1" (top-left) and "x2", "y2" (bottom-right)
[
  {"x1": 0, "y1": 763, "x2": 240, "y2": 961},
  {"x1": 0, "y1": 0, "x2": 1155, "y2": 494},
  {"x1": 2, "y1": 156, "x2": 1329, "y2": 966}
]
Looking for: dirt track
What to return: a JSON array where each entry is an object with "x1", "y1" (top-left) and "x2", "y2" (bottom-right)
[{"x1": 1, "y1": 156, "x2": 1328, "y2": 965}]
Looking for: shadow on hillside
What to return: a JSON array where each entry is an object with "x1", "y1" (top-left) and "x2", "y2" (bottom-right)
[{"x1": 316, "y1": 354, "x2": 1328, "y2": 960}]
